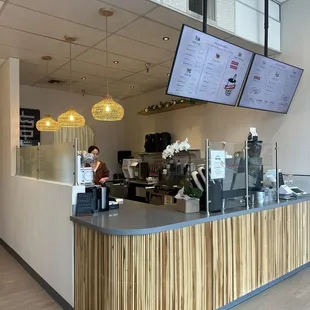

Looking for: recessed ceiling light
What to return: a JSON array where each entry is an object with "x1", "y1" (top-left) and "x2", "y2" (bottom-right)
[
  {"x1": 81, "y1": 77, "x2": 86, "y2": 80},
  {"x1": 113, "y1": 60, "x2": 119, "y2": 64},
  {"x1": 163, "y1": 37, "x2": 170, "y2": 41},
  {"x1": 130, "y1": 86, "x2": 135, "y2": 89}
]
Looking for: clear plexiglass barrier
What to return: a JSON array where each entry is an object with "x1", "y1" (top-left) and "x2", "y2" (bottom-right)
[
  {"x1": 207, "y1": 142, "x2": 247, "y2": 212},
  {"x1": 16, "y1": 142, "x2": 75, "y2": 184},
  {"x1": 283, "y1": 174, "x2": 310, "y2": 193},
  {"x1": 204, "y1": 140, "x2": 279, "y2": 215}
]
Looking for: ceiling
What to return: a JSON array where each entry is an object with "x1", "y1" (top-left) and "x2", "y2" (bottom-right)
[{"x1": 0, "y1": 0, "x2": 282, "y2": 100}]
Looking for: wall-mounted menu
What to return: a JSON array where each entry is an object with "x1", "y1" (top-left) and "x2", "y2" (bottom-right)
[
  {"x1": 238, "y1": 54, "x2": 303, "y2": 114},
  {"x1": 166, "y1": 25, "x2": 254, "y2": 106}
]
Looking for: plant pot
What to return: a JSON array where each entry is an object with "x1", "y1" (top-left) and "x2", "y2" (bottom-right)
[{"x1": 174, "y1": 198, "x2": 200, "y2": 213}]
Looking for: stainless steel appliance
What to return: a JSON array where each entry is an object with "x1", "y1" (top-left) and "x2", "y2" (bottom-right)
[
  {"x1": 122, "y1": 158, "x2": 141, "y2": 179},
  {"x1": 133, "y1": 162, "x2": 149, "y2": 180}
]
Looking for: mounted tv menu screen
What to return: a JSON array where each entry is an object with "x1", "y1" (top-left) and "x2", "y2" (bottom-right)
[
  {"x1": 166, "y1": 24, "x2": 254, "y2": 106},
  {"x1": 238, "y1": 54, "x2": 303, "y2": 114}
]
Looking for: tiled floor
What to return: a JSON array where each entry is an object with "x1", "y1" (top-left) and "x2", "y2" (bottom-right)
[{"x1": 0, "y1": 245, "x2": 60, "y2": 310}]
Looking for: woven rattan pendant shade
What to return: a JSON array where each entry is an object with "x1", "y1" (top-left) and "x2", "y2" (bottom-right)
[
  {"x1": 57, "y1": 36, "x2": 85, "y2": 128},
  {"x1": 92, "y1": 95, "x2": 124, "y2": 121},
  {"x1": 36, "y1": 56, "x2": 61, "y2": 132},
  {"x1": 36, "y1": 115, "x2": 60, "y2": 132},
  {"x1": 91, "y1": 9, "x2": 124, "y2": 121},
  {"x1": 57, "y1": 108, "x2": 85, "y2": 128}
]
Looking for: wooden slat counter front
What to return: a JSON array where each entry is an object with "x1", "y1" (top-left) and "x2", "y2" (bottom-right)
[{"x1": 71, "y1": 197, "x2": 310, "y2": 310}]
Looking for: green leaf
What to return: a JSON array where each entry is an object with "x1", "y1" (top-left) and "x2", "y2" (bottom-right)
[{"x1": 184, "y1": 183, "x2": 203, "y2": 198}]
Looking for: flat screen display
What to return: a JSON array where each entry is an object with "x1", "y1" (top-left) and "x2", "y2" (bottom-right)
[
  {"x1": 238, "y1": 54, "x2": 303, "y2": 114},
  {"x1": 166, "y1": 25, "x2": 254, "y2": 106}
]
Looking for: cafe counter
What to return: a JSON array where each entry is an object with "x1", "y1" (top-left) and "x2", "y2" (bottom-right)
[{"x1": 71, "y1": 196, "x2": 310, "y2": 310}]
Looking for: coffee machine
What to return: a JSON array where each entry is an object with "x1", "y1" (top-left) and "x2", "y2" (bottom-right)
[
  {"x1": 122, "y1": 158, "x2": 141, "y2": 179},
  {"x1": 133, "y1": 162, "x2": 149, "y2": 180}
]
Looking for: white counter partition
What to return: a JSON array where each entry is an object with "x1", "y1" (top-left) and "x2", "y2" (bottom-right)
[
  {"x1": 0, "y1": 58, "x2": 85, "y2": 307},
  {"x1": 10, "y1": 141, "x2": 85, "y2": 306},
  {"x1": 1, "y1": 177, "x2": 78, "y2": 306}
]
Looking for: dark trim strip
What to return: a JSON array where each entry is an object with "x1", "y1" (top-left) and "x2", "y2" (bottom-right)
[
  {"x1": 218, "y1": 261, "x2": 310, "y2": 309},
  {"x1": 0, "y1": 238, "x2": 73, "y2": 310}
]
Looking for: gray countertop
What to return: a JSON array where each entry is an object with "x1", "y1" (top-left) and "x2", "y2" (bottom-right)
[{"x1": 70, "y1": 195, "x2": 310, "y2": 236}]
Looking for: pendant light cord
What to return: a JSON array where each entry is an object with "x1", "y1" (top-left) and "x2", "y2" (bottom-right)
[
  {"x1": 46, "y1": 59, "x2": 48, "y2": 105},
  {"x1": 106, "y1": 15, "x2": 109, "y2": 95},
  {"x1": 69, "y1": 41, "x2": 72, "y2": 94},
  {"x1": 45, "y1": 59, "x2": 48, "y2": 77}
]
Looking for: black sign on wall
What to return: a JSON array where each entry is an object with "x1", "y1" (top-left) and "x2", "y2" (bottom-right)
[{"x1": 20, "y1": 108, "x2": 41, "y2": 146}]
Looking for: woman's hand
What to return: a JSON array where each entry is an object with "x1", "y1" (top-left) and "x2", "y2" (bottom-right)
[{"x1": 99, "y1": 177, "x2": 109, "y2": 184}]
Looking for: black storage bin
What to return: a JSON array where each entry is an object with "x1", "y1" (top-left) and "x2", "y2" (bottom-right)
[
  {"x1": 161, "y1": 132, "x2": 171, "y2": 151},
  {"x1": 145, "y1": 132, "x2": 172, "y2": 152},
  {"x1": 154, "y1": 133, "x2": 162, "y2": 152},
  {"x1": 144, "y1": 134, "x2": 151, "y2": 152},
  {"x1": 144, "y1": 134, "x2": 156, "y2": 152}
]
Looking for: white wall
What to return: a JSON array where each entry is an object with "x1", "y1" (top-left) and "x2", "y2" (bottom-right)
[
  {"x1": 123, "y1": 0, "x2": 308, "y2": 175},
  {"x1": 20, "y1": 85, "x2": 125, "y2": 175},
  {"x1": 0, "y1": 59, "x2": 77, "y2": 306},
  {"x1": 0, "y1": 58, "x2": 20, "y2": 239}
]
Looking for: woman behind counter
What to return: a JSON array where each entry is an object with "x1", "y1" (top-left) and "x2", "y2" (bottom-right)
[{"x1": 88, "y1": 145, "x2": 109, "y2": 185}]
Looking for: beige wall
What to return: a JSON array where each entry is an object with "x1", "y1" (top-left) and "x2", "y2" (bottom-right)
[
  {"x1": 20, "y1": 85, "x2": 125, "y2": 175},
  {"x1": 123, "y1": 0, "x2": 308, "y2": 175}
]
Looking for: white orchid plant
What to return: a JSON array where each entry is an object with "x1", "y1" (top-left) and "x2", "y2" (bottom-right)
[{"x1": 162, "y1": 138, "x2": 191, "y2": 160}]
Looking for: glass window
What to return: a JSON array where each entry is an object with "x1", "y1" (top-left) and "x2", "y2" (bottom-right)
[
  {"x1": 188, "y1": 0, "x2": 216, "y2": 21},
  {"x1": 237, "y1": 0, "x2": 280, "y2": 21}
]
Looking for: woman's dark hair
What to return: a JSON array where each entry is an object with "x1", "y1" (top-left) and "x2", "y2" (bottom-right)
[{"x1": 88, "y1": 145, "x2": 100, "y2": 153}]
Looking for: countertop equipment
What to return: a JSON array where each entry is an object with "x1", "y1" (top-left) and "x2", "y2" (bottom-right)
[
  {"x1": 77, "y1": 151, "x2": 94, "y2": 185},
  {"x1": 279, "y1": 185, "x2": 307, "y2": 199},
  {"x1": 86, "y1": 185, "x2": 119, "y2": 212},
  {"x1": 86, "y1": 185, "x2": 109, "y2": 212},
  {"x1": 122, "y1": 158, "x2": 141, "y2": 179},
  {"x1": 133, "y1": 161, "x2": 149, "y2": 180}
]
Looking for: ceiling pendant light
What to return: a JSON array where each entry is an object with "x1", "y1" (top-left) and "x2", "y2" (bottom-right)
[
  {"x1": 36, "y1": 56, "x2": 60, "y2": 132},
  {"x1": 91, "y1": 8, "x2": 124, "y2": 121},
  {"x1": 57, "y1": 107, "x2": 85, "y2": 128},
  {"x1": 58, "y1": 36, "x2": 85, "y2": 128},
  {"x1": 36, "y1": 114, "x2": 61, "y2": 132}
]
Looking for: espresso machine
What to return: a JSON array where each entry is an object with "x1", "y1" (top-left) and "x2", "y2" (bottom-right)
[
  {"x1": 133, "y1": 162, "x2": 149, "y2": 180},
  {"x1": 122, "y1": 158, "x2": 141, "y2": 179}
]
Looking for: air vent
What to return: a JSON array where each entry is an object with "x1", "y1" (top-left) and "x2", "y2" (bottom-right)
[{"x1": 47, "y1": 79, "x2": 64, "y2": 84}]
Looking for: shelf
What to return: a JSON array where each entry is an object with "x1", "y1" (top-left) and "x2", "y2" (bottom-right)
[
  {"x1": 138, "y1": 102, "x2": 206, "y2": 115},
  {"x1": 138, "y1": 149, "x2": 201, "y2": 156}
]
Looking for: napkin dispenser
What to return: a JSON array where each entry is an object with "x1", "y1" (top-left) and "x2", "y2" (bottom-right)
[{"x1": 86, "y1": 186, "x2": 109, "y2": 212}]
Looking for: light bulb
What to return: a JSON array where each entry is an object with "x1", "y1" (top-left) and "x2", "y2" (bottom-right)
[
  {"x1": 106, "y1": 106, "x2": 110, "y2": 112},
  {"x1": 69, "y1": 115, "x2": 74, "y2": 121},
  {"x1": 46, "y1": 121, "x2": 50, "y2": 126}
]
